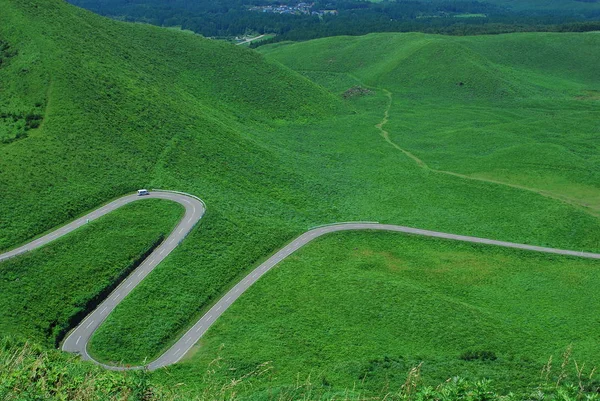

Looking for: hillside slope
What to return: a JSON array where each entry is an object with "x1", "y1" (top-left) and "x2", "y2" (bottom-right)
[
  {"x1": 162, "y1": 231, "x2": 600, "y2": 396},
  {"x1": 0, "y1": 0, "x2": 338, "y2": 251},
  {"x1": 3, "y1": 0, "x2": 600, "y2": 386},
  {"x1": 260, "y1": 32, "x2": 600, "y2": 213}
]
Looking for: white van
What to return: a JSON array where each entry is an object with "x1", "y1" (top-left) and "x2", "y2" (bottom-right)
[{"x1": 137, "y1": 189, "x2": 149, "y2": 196}]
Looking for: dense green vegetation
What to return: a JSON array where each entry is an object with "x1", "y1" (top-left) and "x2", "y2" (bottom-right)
[
  {"x1": 154, "y1": 231, "x2": 600, "y2": 396},
  {"x1": 4, "y1": 0, "x2": 600, "y2": 367},
  {"x1": 0, "y1": 36, "x2": 46, "y2": 144},
  {"x1": 0, "y1": 200, "x2": 182, "y2": 348},
  {"x1": 2, "y1": 336, "x2": 598, "y2": 400},
  {"x1": 2, "y1": 0, "x2": 600, "y2": 398},
  {"x1": 259, "y1": 32, "x2": 600, "y2": 214},
  {"x1": 88, "y1": 89, "x2": 600, "y2": 365},
  {"x1": 1, "y1": 337, "x2": 179, "y2": 400},
  {"x1": 486, "y1": 0, "x2": 600, "y2": 12},
  {"x1": 0, "y1": 0, "x2": 337, "y2": 252}
]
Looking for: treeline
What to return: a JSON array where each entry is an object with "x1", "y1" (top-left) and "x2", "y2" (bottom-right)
[
  {"x1": 68, "y1": 0, "x2": 600, "y2": 42},
  {"x1": 251, "y1": 18, "x2": 600, "y2": 47}
]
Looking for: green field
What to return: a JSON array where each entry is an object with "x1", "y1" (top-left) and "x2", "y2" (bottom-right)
[
  {"x1": 154, "y1": 231, "x2": 600, "y2": 397},
  {"x1": 88, "y1": 87, "x2": 600, "y2": 366},
  {"x1": 1, "y1": 0, "x2": 600, "y2": 399}
]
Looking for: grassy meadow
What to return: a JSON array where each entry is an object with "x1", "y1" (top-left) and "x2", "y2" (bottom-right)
[
  {"x1": 259, "y1": 32, "x2": 600, "y2": 214},
  {"x1": 88, "y1": 86, "x2": 600, "y2": 366},
  {"x1": 1, "y1": 0, "x2": 600, "y2": 397},
  {"x1": 154, "y1": 231, "x2": 600, "y2": 397}
]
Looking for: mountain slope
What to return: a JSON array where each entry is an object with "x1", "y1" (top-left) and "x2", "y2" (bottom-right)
[{"x1": 0, "y1": 0, "x2": 339, "y2": 251}]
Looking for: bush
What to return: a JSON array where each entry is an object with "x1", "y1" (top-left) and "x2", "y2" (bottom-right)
[{"x1": 460, "y1": 350, "x2": 497, "y2": 362}]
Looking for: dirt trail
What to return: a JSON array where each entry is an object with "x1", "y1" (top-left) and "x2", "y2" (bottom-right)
[
  {"x1": 376, "y1": 89, "x2": 429, "y2": 169},
  {"x1": 35, "y1": 78, "x2": 54, "y2": 133},
  {"x1": 375, "y1": 89, "x2": 599, "y2": 218}
]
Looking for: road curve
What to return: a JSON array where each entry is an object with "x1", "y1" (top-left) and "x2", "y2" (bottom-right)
[
  {"x1": 1, "y1": 191, "x2": 600, "y2": 371},
  {"x1": 0, "y1": 190, "x2": 205, "y2": 370}
]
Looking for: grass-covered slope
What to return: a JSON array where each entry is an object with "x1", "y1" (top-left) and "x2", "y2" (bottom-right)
[
  {"x1": 259, "y1": 33, "x2": 600, "y2": 214},
  {"x1": 88, "y1": 90, "x2": 600, "y2": 366},
  {"x1": 156, "y1": 231, "x2": 600, "y2": 397},
  {"x1": 0, "y1": 0, "x2": 338, "y2": 252},
  {"x1": 2, "y1": 0, "x2": 600, "y2": 386}
]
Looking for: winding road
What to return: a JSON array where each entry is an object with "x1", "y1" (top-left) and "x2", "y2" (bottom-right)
[{"x1": 1, "y1": 190, "x2": 599, "y2": 371}]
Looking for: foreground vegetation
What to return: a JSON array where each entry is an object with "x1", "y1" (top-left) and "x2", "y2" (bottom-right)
[
  {"x1": 154, "y1": 231, "x2": 600, "y2": 396},
  {"x1": 1, "y1": 338, "x2": 173, "y2": 400},
  {"x1": 2, "y1": 336, "x2": 599, "y2": 400}
]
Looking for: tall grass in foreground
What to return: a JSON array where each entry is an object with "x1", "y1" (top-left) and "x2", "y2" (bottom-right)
[{"x1": 1, "y1": 338, "x2": 598, "y2": 400}]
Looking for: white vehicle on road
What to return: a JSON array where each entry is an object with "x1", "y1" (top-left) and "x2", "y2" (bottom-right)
[{"x1": 137, "y1": 189, "x2": 149, "y2": 196}]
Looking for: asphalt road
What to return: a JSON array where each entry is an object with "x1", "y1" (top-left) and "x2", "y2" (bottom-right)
[
  {"x1": 0, "y1": 190, "x2": 204, "y2": 370},
  {"x1": 1, "y1": 191, "x2": 599, "y2": 371},
  {"x1": 236, "y1": 34, "x2": 266, "y2": 45}
]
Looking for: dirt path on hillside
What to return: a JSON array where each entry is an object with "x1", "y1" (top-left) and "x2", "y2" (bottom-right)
[
  {"x1": 34, "y1": 78, "x2": 54, "y2": 134},
  {"x1": 376, "y1": 89, "x2": 429, "y2": 169},
  {"x1": 375, "y1": 89, "x2": 599, "y2": 218}
]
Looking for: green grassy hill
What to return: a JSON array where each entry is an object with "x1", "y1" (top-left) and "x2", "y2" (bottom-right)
[
  {"x1": 259, "y1": 32, "x2": 600, "y2": 214},
  {"x1": 2, "y1": 0, "x2": 600, "y2": 399},
  {"x1": 157, "y1": 231, "x2": 600, "y2": 396},
  {"x1": 0, "y1": 200, "x2": 183, "y2": 348},
  {"x1": 0, "y1": 0, "x2": 338, "y2": 252}
]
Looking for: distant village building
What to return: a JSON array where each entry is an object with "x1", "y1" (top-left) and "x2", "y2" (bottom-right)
[{"x1": 249, "y1": 3, "x2": 338, "y2": 17}]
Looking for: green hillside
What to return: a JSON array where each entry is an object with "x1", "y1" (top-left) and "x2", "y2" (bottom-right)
[
  {"x1": 0, "y1": 200, "x2": 182, "y2": 348},
  {"x1": 259, "y1": 32, "x2": 600, "y2": 214},
  {"x1": 157, "y1": 231, "x2": 600, "y2": 396},
  {"x1": 2, "y1": 0, "x2": 600, "y2": 399},
  {"x1": 0, "y1": 0, "x2": 338, "y2": 253},
  {"x1": 3, "y1": 337, "x2": 594, "y2": 401}
]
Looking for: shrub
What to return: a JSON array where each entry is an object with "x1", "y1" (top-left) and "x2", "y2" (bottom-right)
[{"x1": 459, "y1": 350, "x2": 497, "y2": 362}]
